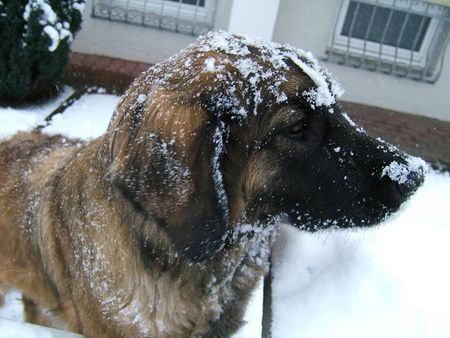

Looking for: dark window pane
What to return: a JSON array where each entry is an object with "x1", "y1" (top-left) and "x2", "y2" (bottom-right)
[
  {"x1": 368, "y1": 6, "x2": 392, "y2": 43},
  {"x1": 341, "y1": 2, "x2": 375, "y2": 40},
  {"x1": 383, "y1": 10, "x2": 406, "y2": 46},
  {"x1": 165, "y1": 0, "x2": 205, "y2": 7},
  {"x1": 400, "y1": 14, "x2": 430, "y2": 51},
  {"x1": 341, "y1": 1, "x2": 430, "y2": 52}
]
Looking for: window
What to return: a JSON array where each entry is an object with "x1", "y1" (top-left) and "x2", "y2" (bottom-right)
[
  {"x1": 92, "y1": 0, "x2": 217, "y2": 35},
  {"x1": 326, "y1": 0, "x2": 450, "y2": 82},
  {"x1": 166, "y1": 0, "x2": 205, "y2": 5}
]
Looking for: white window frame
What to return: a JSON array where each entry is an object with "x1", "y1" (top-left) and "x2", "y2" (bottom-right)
[
  {"x1": 332, "y1": 0, "x2": 445, "y2": 67},
  {"x1": 127, "y1": 0, "x2": 214, "y2": 22},
  {"x1": 92, "y1": 0, "x2": 216, "y2": 35}
]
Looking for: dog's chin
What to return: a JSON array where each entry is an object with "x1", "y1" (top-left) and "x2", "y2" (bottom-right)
[
  {"x1": 285, "y1": 180, "x2": 424, "y2": 232},
  {"x1": 287, "y1": 211, "x2": 388, "y2": 232},
  {"x1": 254, "y1": 175, "x2": 424, "y2": 232}
]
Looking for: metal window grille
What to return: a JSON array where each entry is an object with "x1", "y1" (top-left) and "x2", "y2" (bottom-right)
[
  {"x1": 325, "y1": 0, "x2": 450, "y2": 82},
  {"x1": 92, "y1": 0, "x2": 216, "y2": 36}
]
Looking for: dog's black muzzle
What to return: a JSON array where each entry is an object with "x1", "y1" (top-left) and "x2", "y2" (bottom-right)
[
  {"x1": 394, "y1": 168, "x2": 425, "y2": 198},
  {"x1": 276, "y1": 109, "x2": 427, "y2": 231}
]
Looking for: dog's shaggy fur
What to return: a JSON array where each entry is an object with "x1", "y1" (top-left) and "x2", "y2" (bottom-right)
[{"x1": 0, "y1": 32, "x2": 425, "y2": 337}]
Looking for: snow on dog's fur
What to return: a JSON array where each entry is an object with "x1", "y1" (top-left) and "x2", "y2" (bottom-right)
[{"x1": 0, "y1": 31, "x2": 425, "y2": 337}]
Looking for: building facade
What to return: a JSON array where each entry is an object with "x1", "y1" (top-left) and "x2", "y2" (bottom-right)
[{"x1": 72, "y1": 0, "x2": 450, "y2": 121}]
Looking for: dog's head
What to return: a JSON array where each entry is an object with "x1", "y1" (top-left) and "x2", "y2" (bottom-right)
[{"x1": 103, "y1": 31, "x2": 426, "y2": 262}]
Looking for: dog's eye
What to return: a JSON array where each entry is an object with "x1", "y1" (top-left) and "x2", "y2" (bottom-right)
[{"x1": 287, "y1": 120, "x2": 306, "y2": 138}]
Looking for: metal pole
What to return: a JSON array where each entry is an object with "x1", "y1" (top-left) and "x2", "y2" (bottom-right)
[{"x1": 262, "y1": 255, "x2": 273, "y2": 338}]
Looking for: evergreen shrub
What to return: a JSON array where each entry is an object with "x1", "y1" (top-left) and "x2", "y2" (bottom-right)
[{"x1": 0, "y1": 0, "x2": 85, "y2": 102}]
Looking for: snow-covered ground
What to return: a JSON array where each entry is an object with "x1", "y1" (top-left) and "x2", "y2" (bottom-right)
[
  {"x1": 0, "y1": 90, "x2": 449, "y2": 337},
  {"x1": 272, "y1": 171, "x2": 450, "y2": 338},
  {"x1": 0, "y1": 86, "x2": 74, "y2": 138}
]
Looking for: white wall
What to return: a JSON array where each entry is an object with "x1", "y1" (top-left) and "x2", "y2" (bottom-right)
[
  {"x1": 72, "y1": 17, "x2": 194, "y2": 64},
  {"x1": 72, "y1": 0, "x2": 280, "y2": 64},
  {"x1": 213, "y1": 0, "x2": 234, "y2": 31},
  {"x1": 272, "y1": 0, "x2": 450, "y2": 122},
  {"x1": 72, "y1": 0, "x2": 210, "y2": 64},
  {"x1": 72, "y1": 0, "x2": 450, "y2": 121},
  {"x1": 227, "y1": 0, "x2": 281, "y2": 40}
]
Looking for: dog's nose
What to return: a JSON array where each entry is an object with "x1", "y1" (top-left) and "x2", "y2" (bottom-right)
[
  {"x1": 396, "y1": 169, "x2": 425, "y2": 197},
  {"x1": 381, "y1": 156, "x2": 427, "y2": 197}
]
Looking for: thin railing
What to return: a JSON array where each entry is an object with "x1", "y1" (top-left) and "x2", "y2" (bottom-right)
[
  {"x1": 325, "y1": 0, "x2": 450, "y2": 82},
  {"x1": 92, "y1": 0, "x2": 215, "y2": 36},
  {"x1": 361, "y1": 0, "x2": 379, "y2": 68}
]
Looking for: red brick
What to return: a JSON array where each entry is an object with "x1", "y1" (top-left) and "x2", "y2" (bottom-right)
[
  {"x1": 81, "y1": 54, "x2": 102, "y2": 69},
  {"x1": 429, "y1": 128, "x2": 450, "y2": 138},
  {"x1": 68, "y1": 52, "x2": 87, "y2": 66},
  {"x1": 105, "y1": 59, "x2": 126, "y2": 73},
  {"x1": 94, "y1": 71, "x2": 117, "y2": 87},
  {"x1": 135, "y1": 63, "x2": 151, "y2": 73},
  {"x1": 93, "y1": 57, "x2": 113, "y2": 71},
  {"x1": 119, "y1": 61, "x2": 139, "y2": 75}
]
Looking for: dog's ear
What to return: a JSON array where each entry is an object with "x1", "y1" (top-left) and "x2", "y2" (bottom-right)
[{"x1": 104, "y1": 89, "x2": 230, "y2": 262}]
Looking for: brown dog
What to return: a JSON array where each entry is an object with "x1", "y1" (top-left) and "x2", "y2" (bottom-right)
[{"x1": 0, "y1": 31, "x2": 425, "y2": 337}]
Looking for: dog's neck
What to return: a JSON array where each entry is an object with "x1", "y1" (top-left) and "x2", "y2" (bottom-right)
[{"x1": 130, "y1": 209, "x2": 277, "y2": 279}]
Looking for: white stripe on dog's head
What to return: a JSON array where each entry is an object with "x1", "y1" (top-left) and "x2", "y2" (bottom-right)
[
  {"x1": 144, "y1": 30, "x2": 344, "y2": 120},
  {"x1": 197, "y1": 30, "x2": 344, "y2": 111}
]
